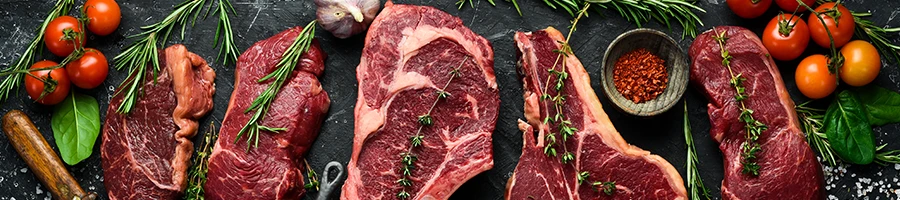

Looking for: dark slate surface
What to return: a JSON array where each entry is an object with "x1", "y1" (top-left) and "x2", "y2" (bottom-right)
[{"x1": 1, "y1": 0, "x2": 900, "y2": 199}]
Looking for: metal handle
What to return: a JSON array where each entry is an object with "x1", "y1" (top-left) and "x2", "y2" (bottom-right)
[{"x1": 316, "y1": 161, "x2": 345, "y2": 200}]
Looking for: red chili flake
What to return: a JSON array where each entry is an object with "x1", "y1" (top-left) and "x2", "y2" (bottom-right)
[{"x1": 613, "y1": 48, "x2": 668, "y2": 104}]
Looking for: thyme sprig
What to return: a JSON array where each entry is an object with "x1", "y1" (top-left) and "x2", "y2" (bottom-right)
[
  {"x1": 185, "y1": 123, "x2": 218, "y2": 200},
  {"x1": 304, "y1": 159, "x2": 320, "y2": 191},
  {"x1": 576, "y1": 172, "x2": 616, "y2": 196},
  {"x1": 796, "y1": 101, "x2": 838, "y2": 166},
  {"x1": 113, "y1": 0, "x2": 208, "y2": 114},
  {"x1": 0, "y1": 0, "x2": 74, "y2": 103},
  {"x1": 712, "y1": 29, "x2": 768, "y2": 176},
  {"x1": 543, "y1": 0, "x2": 705, "y2": 38},
  {"x1": 233, "y1": 21, "x2": 317, "y2": 149},
  {"x1": 684, "y1": 103, "x2": 711, "y2": 200},
  {"x1": 396, "y1": 56, "x2": 469, "y2": 199}
]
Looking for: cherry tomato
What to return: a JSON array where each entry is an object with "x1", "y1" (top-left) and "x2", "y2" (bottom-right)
[
  {"x1": 727, "y1": 0, "x2": 773, "y2": 19},
  {"x1": 775, "y1": 0, "x2": 815, "y2": 12},
  {"x1": 66, "y1": 48, "x2": 109, "y2": 89},
  {"x1": 839, "y1": 40, "x2": 881, "y2": 86},
  {"x1": 808, "y1": 3, "x2": 855, "y2": 48},
  {"x1": 44, "y1": 16, "x2": 85, "y2": 57},
  {"x1": 796, "y1": 54, "x2": 837, "y2": 99},
  {"x1": 85, "y1": 0, "x2": 121, "y2": 36},
  {"x1": 25, "y1": 60, "x2": 71, "y2": 105},
  {"x1": 763, "y1": 14, "x2": 810, "y2": 61}
]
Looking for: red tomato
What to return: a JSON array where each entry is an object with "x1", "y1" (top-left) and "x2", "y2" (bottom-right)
[
  {"x1": 795, "y1": 54, "x2": 837, "y2": 99},
  {"x1": 775, "y1": 0, "x2": 816, "y2": 12},
  {"x1": 44, "y1": 16, "x2": 85, "y2": 57},
  {"x1": 808, "y1": 3, "x2": 855, "y2": 48},
  {"x1": 840, "y1": 40, "x2": 881, "y2": 86},
  {"x1": 727, "y1": 0, "x2": 773, "y2": 19},
  {"x1": 763, "y1": 14, "x2": 810, "y2": 61},
  {"x1": 25, "y1": 60, "x2": 71, "y2": 105},
  {"x1": 85, "y1": 0, "x2": 121, "y2": 36},
  {"x1": 66, "y1": 48, "x2": 109, "y2": 89}
]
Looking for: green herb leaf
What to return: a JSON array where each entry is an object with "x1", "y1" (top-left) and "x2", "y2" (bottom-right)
[
  {"x1": 51, "y1": 93, "x2": 100, "y2": 165},
  {"x1": 825, "y1": 91, "x2": 875, "y2": 165},
  {"x1": 853, "y1": 86, "x2": 900, "y2": 126}
]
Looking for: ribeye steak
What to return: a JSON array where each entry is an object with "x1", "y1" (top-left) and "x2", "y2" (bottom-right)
[
  {"x1": 204, "y1": 26, "x2": 330, "y2": 199},
  {"x1": 505, "y1": 27, "x2": 687, "y2": 199},
  {"x1": 342, "y1": 2, "x2": 499, "y2": 199},
  {"x1": 689, "y1": 26, "x2": 824, "y2": 199},
  {"x1": 102, "y1": 44, "x2": 216, "y2": 200}
]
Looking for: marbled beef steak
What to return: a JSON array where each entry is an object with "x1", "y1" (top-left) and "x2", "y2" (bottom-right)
[
  {"x1": 505, "y1": 27, "x2": 687, "y2": 200},
  {"x1": 342, "y1": 2, "x2": 499, "y2": 199},
  {"x1": 203, "y1": 26, "x2": 329, "y2": 199},
  {"x1": 102, "y1": 44, "x2": 216, "y2": 200},
  {"x1": 689, "y1": 26, "x2": 824, "y2": 199}
]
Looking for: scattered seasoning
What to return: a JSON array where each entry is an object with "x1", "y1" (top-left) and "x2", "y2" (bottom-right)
[{"x1": 612, "y1": 48, "x2": 668, "y2": 104}]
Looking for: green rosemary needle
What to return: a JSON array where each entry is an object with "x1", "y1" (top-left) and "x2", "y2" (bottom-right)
[
  {"x1": 795, "y1": 101, "x2": 838, "y2": 166},
  {"x1": 684, "y1": 103, "x2": 711, "y2": 200},
  {"x1": 234, "y1": 20, "x2": 317, "y2": 149},
  {"x1": 852, "y1": 11, "x2": 900, "y2": 66},
  {"x1": 457, "y1": 0, "x2": 522, "y2": 16},
  {"x1": 0, "y1": 0, "x2": 74, "y2": 103},
  {"x1": 543, "y1": 0, "x2": 706, "y2": 38},
  {"x1": 208, "y1": 0, "x2": 240, "y2": 66}
]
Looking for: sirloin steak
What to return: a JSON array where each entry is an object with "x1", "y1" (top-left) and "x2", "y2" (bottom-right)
[
  {"x1": 506, "y1": 27, "x2": 687, "y2": 199},
  {"x1": 102, "y1": 44, "x2": 216, "y2": 200},
  {"x1": 689, "y1": 26, "x2": 824, "y2": 199},
  {"x1": 204, "y1": 26, "x2": 330, "y2": 199},
  {"x1": 342, "y1": 2, "x2": 499, "y2": 199}
]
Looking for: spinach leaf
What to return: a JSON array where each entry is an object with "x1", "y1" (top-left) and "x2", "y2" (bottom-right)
[
  {"x1": 51, "y1": 93, "x2": 101, "y2": 165},
  {"x1": 854, "y1": 86, "x2": 900, "y2": 126},
  {"x1": 825, "y1": 91, "x2": 875, "y2": 165}
]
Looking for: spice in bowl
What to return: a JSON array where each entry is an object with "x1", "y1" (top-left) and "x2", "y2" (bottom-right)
[{"x1": 613, "y1": 48, "x2": 669, "y2": 104}]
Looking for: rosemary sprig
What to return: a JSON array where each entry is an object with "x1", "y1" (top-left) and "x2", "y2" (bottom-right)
[
  {"x1": 684, "y1": 103, "x2": 711, "y2": 200},
  {"x1": 233, "y1": 20, "x2": 317, "y2": 149},
  {"x1": 184, "y1": 123, "x2": 218, "y2": 200},
  {"x1": 206, "y1": 0, "x2": 240, "y2": 66},
  {"x1": 304, "y1": 159, "x2": 320, "y2": 191},
  {"x1": 542, "y1": 0, "x2": 705, "y2": 38},
  {"x1": 851, "y1": 11, "x2": 900, "y2": 66},
  {"x1": 795, "y1": 101, "x2": 838, "y2": 166},
  {"x1": 0, "y1": 0, "x2": 74, "y2": 103},
  {"x1": 397, "y1": 56, "x2": 469, "y2": 199},
  {"x1": 457, "y1": 0, "x2": 522, "y2": 16},
  {"x1": 113, "y1": 0, "x2": 208, "y2": 114},
  {"x1": 875, "y1": 144, "x2": 900, "y2": 165},
  {"x1": 712, "y1": 29, "x2": 767, "y2": 176}
]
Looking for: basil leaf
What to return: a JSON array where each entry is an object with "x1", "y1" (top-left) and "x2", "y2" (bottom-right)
[
  {"x1": 854, "y1": 86, "x2": 900, "y2": 126},
  {"x1": 51, "y1": 93, "x2": 101, "y2": 165},
  {"x1": 825, "y1": 91, "x2": 876, "y2": 165}
]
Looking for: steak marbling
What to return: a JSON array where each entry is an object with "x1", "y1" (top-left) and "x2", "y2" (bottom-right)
[
  {"x1": 689, "y1": 26, "x2": 824, "y2": 200},
  {"x1": 505, "y1": 27, "x2": 687, "y2": 200},
  {"x1": 204, "y1": 26, "x2": 329, "y2": 199},
  {"x1": 342, "y1": 2, "x2": 499, "y2": 199},
  {"x1": 102, "y1": 44, "x2": 216, "y2": 200}
]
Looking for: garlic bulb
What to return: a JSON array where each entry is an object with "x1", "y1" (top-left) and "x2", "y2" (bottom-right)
[{"x1": 315, "y1": 0, "x2": 380, "y2": 39}]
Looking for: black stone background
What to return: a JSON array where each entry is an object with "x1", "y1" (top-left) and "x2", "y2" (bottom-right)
[{"x1": 1, "y1": 0, "x2": 899, "y2": 199}]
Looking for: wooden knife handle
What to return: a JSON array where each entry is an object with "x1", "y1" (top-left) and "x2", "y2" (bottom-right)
[{"x1": 2, "y1": 110, "x2": 97, "y2": 200}]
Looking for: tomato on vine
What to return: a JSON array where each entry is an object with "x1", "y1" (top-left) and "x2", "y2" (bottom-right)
[
  {"x1": 66, "y1": 48, "x2": 109, "y2": 89},
  {"x1": 85, "y1": 0, "x2": 121, "y2": 36},
  {"x1": 763, "y1": 13, "x2": 810, "y2": 61},
  {"x1": 808, "y1": 2, "x2": 855, "y2": 48},
  {"x1": 840, "y1": 40, "x2": 881, "y2": 86},
  {"x1": 44, "y1": 16, "x2": 84, "y2": 57},
  {"x1": 796, "y1": 54, "x2": 837, "y2": 99},
  {"x1": 727, "y1": 0, "x2": 773, "y2": 19},
  {"x1": 25, "y1": 60, "x2": 71, "y2": 105},
  {"x1": 775, "y1": 0, "x2": 815, "y2": 12}
]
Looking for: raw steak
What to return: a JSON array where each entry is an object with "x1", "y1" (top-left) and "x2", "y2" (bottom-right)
[
  {"x1": 342, "y1": 2, "x2": 499, "y2": 199},
  {"x1": 203, "y1": 26, "x2": 330, "y2": 199},
  {"x1": 102, "y1": 44, "x2": 216, "y2": 200},
  {"x1": 689, "y1": 26, "x2": 824, "y2": 199},
  {"x1": 505, "y1": 27, "x2": 687, "y2": 199}
]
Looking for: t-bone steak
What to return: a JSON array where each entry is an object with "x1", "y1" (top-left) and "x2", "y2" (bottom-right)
[
  {"x1": 505, "y1": 27, "x2": 687, "y2": 199},
  {"x1": 204, "y1": 26, "x2": 330, "y2": 199},
  {"x1": 689, "y1": 26, "x2": 824, "y2": 199},
  {"x1": 102, "y1": 44, "x2": 216, "y2": 200},
  {"x1": 342, "y1": 2, "x2": 499, "y2": 199}
]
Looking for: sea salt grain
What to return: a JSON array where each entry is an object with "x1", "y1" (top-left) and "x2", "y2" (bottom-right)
[{"x1": 895, "y1": 164, "x2": 899, "y2": 170}]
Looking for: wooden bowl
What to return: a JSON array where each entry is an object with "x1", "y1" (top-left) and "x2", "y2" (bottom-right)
[{"x1": 601, "y1": 28, "x2": 689, "y2": 117}]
